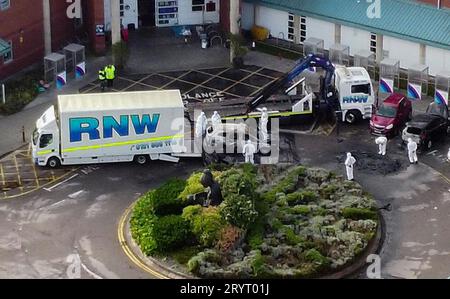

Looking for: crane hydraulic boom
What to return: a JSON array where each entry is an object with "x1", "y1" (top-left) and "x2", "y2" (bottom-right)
[{"x1": 246, "y1": 54, "x2": 336, "y2": 114}]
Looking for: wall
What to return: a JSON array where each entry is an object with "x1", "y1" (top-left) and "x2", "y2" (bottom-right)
[
  {"x1": 85, "y1": 0, "x2": 105, "y2": 54},
  {"x1": 241, "y1": 1, "x2": 254, "y2": 30},
  {"x1": 305, "y1": 17, "x2": 335, "y2": 49},
  {"x1": 426, "y1": 46, "x2": 450, "y2": 76},
  {"x1": 178, "y1": 0, "x2": 220, "y2": 25},
  {"x1": 255, "y1": 5, "x2": 288, "y2": 40},
  {"x1": 383, "y1": 35, "x2": 421, "y2": 69},
  {"x1": 50, "y1": 0, "x2": 77, "y2": 51},
  {"x1": 340, "y1": 25, "x2": 371, "y2": 56},
  {"x1": 0, "y1": 0, "x2": 45, "y2": 79}
]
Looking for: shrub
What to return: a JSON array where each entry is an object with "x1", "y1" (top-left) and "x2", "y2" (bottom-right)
[
  {"x1": 152, "y1": 215, "x2": 190, "y2": 252},
  {"x1": 183, "y1": 206, "x2": 227, "y2": 247},
  {"x1": 220, "y1": 193, "x2": 258, "y2": 229},
  {"x1": 216, "y1": 225, "x2": 243, "y2": 253},
  {"x1": 290, "y1": 205, "x2": 311, "y2": 215},
  {"x1": 263, "y1": 166, "x2": 306, "y2": 203},
  {"x1": 304, "y1": 249, "x2": 330, "y2": 267},
  {"x1": 170, "y1": 246, "x2": 202, "y2": 265},
  {"x1": 179, "y1": 172, "x2": 205, "y2": 201},
  {"x1": 0, "y1": 69, "x2": 41, "y2": 114},
  {"x1": 147, "y1": 179, "x2": 186, "y2": 216},
  {"x1": 218, "y1": 168, "x2": 256, "y2": 198},
  {"x1": 286, "y1": 191, "x2": 317, "y2": 205},
  {"x1": 282, "y1": 226, "x2": 303, "y2": 245},
  {"x1": 342, "y1": 207, "x2": 377, "y2": 220},
  {"x1": 112, "y1": 41, "x2": 129, "y2": 70}
]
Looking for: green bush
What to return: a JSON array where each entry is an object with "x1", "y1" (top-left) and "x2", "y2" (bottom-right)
[
  {"x1": 183, "y1": 206, "x2": 227, "y2": 247},
  {"x1": 146, "y1": 179, "x2": 186, "y2": 216},
  {"x1": 263, "y1": 166, "x2": 306, "y2": 203},
  {"x1": 304, "y1": 249, "x2": 330, "y2": 267},
  {"x1": 0, "y1": 69, "x2": 41, "y2": 114},
  {"x1": 170, "y1": 246, "x2": 202, "y2": 265},
  {"x1": 152, "y1": 215, "x2": 190, "y2": 252},
  {"x1": 290, "y1": 205, "x2": 311, "y2": 215},
  {"x1": 342, "y1": 207, "x2": 377, "y2": 220},
  {"x1": 179, "y1": 172, "x2": 205, "y2": 201},
  {"x1": 286, "y1": 191, "x2": 317, "y2": 205},
  {"x1": 220, "y1": 193, "x2": 258, "y2": 229},
  {"x1": 282, "y1": 226, "x2": 303, "y2": 245},
  {"x1": 112, "y1": 41, "x2": 129, "y2": 70},
  {"x1": 218, "y1": 168, "x2": 256, "y2": 198}
]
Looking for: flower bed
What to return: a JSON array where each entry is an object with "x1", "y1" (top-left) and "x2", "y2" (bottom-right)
[{"x1": 130, "y1": 164, "x2": 378, "y2": 278}]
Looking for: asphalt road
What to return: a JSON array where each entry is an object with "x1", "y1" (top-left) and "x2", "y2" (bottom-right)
[
  {"x1": 1, "y1": 122, "x2": 450, "y2": 279},
  {"x1": 0, "y1": 160, "x2": 202, "y2": 278}
]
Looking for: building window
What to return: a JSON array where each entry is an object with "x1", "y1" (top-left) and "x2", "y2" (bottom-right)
[
  {"x1": 287, "y1": 13, "x2": 295, "y2": 42},
  {"x1": 0, "y1": 0, "x2": 10, "y2": 11},
  {"x1": 299, "y1": 16, "x2": 306, "y2": 44},
  {"x1": 3, "y1": 41, "x2": 12, "y2": 63},
  {"x1": 370, "y1": 33, "x2": 377, "y2": 54},
  {"x1": 192, "y1": 0, "x2": 204, "y2": 11}
]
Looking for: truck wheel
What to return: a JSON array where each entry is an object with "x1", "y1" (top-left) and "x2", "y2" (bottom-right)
[
  {"x1": 47, "y1": 157, "x2": 61, "y2": 168},
  {"x1": 134, "y1": 155, "x2": 149, "y2": 165},
  {"x1": 345, "y1": 110, "x2": 360, "y2": 124}
]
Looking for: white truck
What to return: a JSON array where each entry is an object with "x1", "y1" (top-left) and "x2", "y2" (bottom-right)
[
  {"x1": 32, "y1": 90, "x2": 187, "y2": 168},
  {"x1": 334, "y1": 66, "x2": 375, "y2": 124}
]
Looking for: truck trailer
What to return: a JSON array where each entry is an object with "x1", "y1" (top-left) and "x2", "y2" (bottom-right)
[{"x1": 32, "y1": 90, "x2": 186, "y2": 168}]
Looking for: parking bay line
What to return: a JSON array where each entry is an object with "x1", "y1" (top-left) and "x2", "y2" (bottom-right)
[{"x1": 44, "y1": 173, "x2": 79, "y2": 192}]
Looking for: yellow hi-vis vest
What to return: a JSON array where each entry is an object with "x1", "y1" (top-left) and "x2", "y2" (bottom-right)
[
  {"x1": 98, "y1": 70, "x2": 106, "y2": 80},
  {"x1": 105, "y1": 65, "x2": 116, "y2": 80}
]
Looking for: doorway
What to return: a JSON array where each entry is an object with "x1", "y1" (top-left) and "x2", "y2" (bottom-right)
[{"x1": 138, "y1": 0, "x2": 156, "y2": 27}]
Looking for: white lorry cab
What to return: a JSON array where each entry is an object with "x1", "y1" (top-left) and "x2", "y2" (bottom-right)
[
  {"x1": 32, "y1": 90, "x2": 186, "y2": 168},
  {"x1": 334, "y1": 66, "x2": 375, "y2": 124}
]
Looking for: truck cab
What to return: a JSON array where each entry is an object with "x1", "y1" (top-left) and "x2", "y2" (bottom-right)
[
  {"x1": 334, "y1": 67, "x2": 375, "y2": 123},
  {"x1": 31, "y1": 106, "x2": 61, "y2": 167}
]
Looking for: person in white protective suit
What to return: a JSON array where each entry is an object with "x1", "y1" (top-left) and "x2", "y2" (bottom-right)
[
  {"x1": 195, "y1": 111, "x2": 208, "y2": 138},
  {"x1": 375, "y1": 136, "x2": 388, "y2": 156},
  {"x1": 407, "y1": 138, "x2": 418, "y2": 164},
  {"x1": 243, "y1": 140, "x2": 257, "y2": 164},
  {"x1": 447, "y1": 147, "x2": 450, "y2": 163},
  {"x1": 345, "y1": 152, "x2": 356, "y2": 181},
  {"x1": 211, "y1": 111, "x2": 222, "y2": 130},
  {"x1": 257, "y1": 107, "x2": 269, "y2": 143}
]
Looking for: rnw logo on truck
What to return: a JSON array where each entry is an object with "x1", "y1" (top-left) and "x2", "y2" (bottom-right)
[
  {"x1": 342, "y1": 96, "x2": 369, "y2": 104},
  {"x1": 69, "y1": 114, "x2": 160, "y2": 142}
]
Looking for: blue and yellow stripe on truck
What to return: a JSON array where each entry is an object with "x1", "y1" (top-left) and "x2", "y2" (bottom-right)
[{"x1": 61, "y1": 134, "x2": 184, "y2": 153}]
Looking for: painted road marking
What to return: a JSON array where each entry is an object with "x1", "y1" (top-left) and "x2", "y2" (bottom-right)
[
  {"x1": 427, "y1": 150, "x2": 438, "y2": 156},
  {"x1": 80, "y1": 262, "x2": 103, "y2": 279},
  {"x1": 117, "y1": 203, "x2": 169, "y2": 279},
  {"x1": 44, "y1": 174, "x2": 79, "y2": 192},
  {"x1": 68, "y1": 190, "x2": 84, "y2": 199}
]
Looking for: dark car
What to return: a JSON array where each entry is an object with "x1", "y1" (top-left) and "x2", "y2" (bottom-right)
[
  {"x1": 370, "y1": 93, "x2": 412, "y2": 138},
  {"x1": 402, "y1": 102, "x2": 449, "y2": 150}
]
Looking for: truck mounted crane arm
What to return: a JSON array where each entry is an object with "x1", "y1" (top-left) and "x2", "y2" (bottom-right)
[{"x1": 246, "y1": 53, "x2": 336, "y2": 114}]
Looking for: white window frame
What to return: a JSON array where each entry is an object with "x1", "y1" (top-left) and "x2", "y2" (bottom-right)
[
  {"x1": 3, "y1": 40, "x2": 13, "y2": 64},
  {"x1": 299, "y1": 16, "x2": 306, "y2": 44},
  {"x1": 287, "y1": 13, "x2": 295, "y2": 42},
  {"x1": 0, "y1": 0, "x2": 10, "y2": 11},
  {"x1": 370, "y1": 32, "x2": 377, "y2": 54}
]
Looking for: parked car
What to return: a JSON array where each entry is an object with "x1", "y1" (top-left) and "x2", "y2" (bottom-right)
[
  {"x1": 402, "y1": 102, "x2": 449, "y2": 150},
  {"x1": 370, "y1": 93, "x2": 412, "y2": 138}
]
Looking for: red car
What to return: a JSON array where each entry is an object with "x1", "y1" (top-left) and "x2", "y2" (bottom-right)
[{"x1": 370, "y1": 93, "x2": 412, "y2": 138}]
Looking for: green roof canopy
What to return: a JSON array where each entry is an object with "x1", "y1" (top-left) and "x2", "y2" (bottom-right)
[
  {"x1": 244, "y1": 0, "x2": 450, "y2": 50},
  {"x1": 0, "y1": 38, "x2": 11, "y2": 55}
]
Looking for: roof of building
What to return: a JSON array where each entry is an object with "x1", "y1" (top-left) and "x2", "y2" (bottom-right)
[
  {"x1": 58, "y1": 90, "x2": 183, "y2": 113},
  {"x1": 244, "y1": 0, "x2": 450, "y2": 50}
]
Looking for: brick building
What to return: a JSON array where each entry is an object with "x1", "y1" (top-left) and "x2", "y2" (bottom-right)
[{"x1": 0, "y1": 0, "x2": 105, "y2": 80}]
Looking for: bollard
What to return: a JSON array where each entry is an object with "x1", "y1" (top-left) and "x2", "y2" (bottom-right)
[{"x1": 22, "y1": 126, "x2": 25, "y2": 143}]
